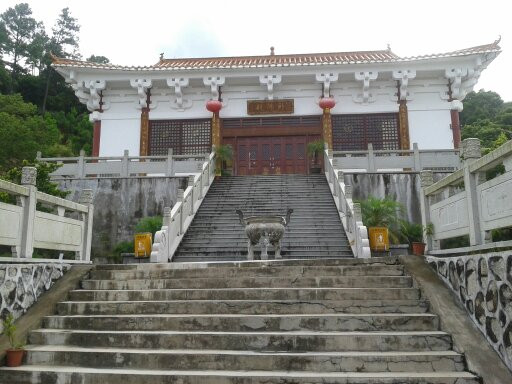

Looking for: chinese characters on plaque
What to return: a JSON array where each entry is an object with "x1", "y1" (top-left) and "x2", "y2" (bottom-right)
[{"x1": 247, "y1": 99, "x2": 294, "y2": 115}]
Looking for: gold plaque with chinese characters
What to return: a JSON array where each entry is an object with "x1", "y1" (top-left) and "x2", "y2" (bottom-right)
[{"x1": 247, "y1": 99, "x2": 294, "y2": 115}]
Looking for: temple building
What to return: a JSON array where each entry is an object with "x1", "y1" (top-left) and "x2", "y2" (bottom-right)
[{"x1": 52, "y1": 40, "x2": 501, "y2": 175}]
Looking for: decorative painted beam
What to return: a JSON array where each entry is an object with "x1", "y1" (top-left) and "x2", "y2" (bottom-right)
[
  {"x1": 392, "y1": 69, "x2": 416, "y2": 101},
  {"x1": 167, "y1": 77, "x2": 190, "y2": 110},
  {"x1": 130, "y1": 79, "x2": 152, "y2": 108},
  {"x1": 315, "y1": 72, "x2": 339, "y2": 97},
  {"x1": 203, "y1": 76, "x2": 225, "y2": 100},
  {"x1": 354, "y1": 71, "x2": 378, "y2": 104},
  {"x1": 259, "y1": 74, "x2": 282, "y2": 100}
]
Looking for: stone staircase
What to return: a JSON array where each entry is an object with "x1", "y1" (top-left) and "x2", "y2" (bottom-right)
[
  {"x1": 0, "y1": 257, "x2": 479, "y2": 383},
  {"x1": 173, "y1": 174, "x2": 352, "y2": 262}
]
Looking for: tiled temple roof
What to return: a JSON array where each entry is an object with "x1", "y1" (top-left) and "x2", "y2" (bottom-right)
[{"x1": 51, "y1": 40, "x2": 501, "y2": 71}]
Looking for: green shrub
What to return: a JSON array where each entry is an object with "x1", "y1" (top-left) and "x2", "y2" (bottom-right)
[
  {"x1": 135, "y1": 216, "x2": 163, "y2": 239},
  {"x1": 358, "y1": 197, "x2": 403, "y2": 243}
]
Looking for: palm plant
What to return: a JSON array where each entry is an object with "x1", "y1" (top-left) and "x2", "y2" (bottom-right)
[
  {"x1": 306, "y1": 140, "x2": 325, "y2": 166},
  {"x1": 359, "y1": 196, "x2": 403, "y2": 243},
  {"x1": 214, "y1": 144, "x2": 233, "y2": 176}
]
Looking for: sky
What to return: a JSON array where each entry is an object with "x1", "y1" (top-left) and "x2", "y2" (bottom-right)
[{"x1": 3, "y1": 0, "x2": 511, "y2": 101}]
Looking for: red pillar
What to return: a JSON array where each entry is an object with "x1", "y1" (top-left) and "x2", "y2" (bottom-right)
[
  {"x1": 92, "y1": 120, "x2": 101, "y2": 157},
  {"x1": 451, "y1": 109, "x2": 461, "y2": 149}
]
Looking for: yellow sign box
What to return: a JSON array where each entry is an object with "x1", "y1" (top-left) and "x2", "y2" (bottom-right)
[
  {"x1": 368, "y1": 227, "x2": 389, "y2": 251},
  {"x1": 134, "y1": 233, "x2": 152, "y2": 258}
]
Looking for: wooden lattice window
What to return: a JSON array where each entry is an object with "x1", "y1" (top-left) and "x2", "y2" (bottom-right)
[
  {"x1": 332, "y1": 113, "x2": 400, "y2": 151},
  {"x1": 149, "y1": 119, "x2": 211, "y2": 155}
]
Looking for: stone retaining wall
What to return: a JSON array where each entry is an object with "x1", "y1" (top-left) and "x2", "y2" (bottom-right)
[
  {"x1": 427, "y1": 252, "x2": 512, "y2": 371},
  {"x1": 0, "y1": 264, "x2": 69, "y2": 328}
]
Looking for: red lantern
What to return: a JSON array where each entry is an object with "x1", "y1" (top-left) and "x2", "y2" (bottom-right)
[
  {"x1": 319, "y1": 97, "x2": 336, "y2": 110},
  {"x1": 206, "y1": 100, "x2": 222, "y2": 113}
]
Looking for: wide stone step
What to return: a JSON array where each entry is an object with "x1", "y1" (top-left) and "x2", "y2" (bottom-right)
[
  {"x1": 80, "y1": 275, "x2": 412, "y2": 290},
  {"x1": 176, "y1": 245, "x2": 351, "y2": 253},
  {"x1": 43, "y1": 313, "x2": 438, "y2": 332},
  {"x1": 69, "y1": 287, "x2": 418, "y2": 302},
  {"x1": 23, "y1": 347, "x2": 466, "y2": 372},
  {"x1": 0, "y1": 367, "x2": 480, "y2": 384},
  {"x1": 29, "y1": 329, "x2": 453, "y2": 352},
  {"x1": 95, "y1": 257, "x2": 399, "y2": 270},
  {"x1": 89, "y1": 264, "x2": 405, "y2": 280},
  {"x1": 57, "y1": 299, "x2": 431, "y2": 316},
  {"x1": 172, "y1": 253, "x2": 355, "y2": 262}
]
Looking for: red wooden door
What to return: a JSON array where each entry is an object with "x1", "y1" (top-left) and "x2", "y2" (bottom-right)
[{"x1": 235, "y1": 136, "x2": 314, "y2": 175}]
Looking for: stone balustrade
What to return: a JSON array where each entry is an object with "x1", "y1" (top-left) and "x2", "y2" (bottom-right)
[
  {"x1": 324, "y1": 149, "x2": 371, "y2": 258},
  {"x1": 420, "y1": 138, "x2": 512, "y2": 251},
  {"x1": 37, "y1": 149, "x2": 209, "y2": 179},
  {"x1": 0, "y1": 167, "x2": 93, "y2": 262},
  {"x1": 427, "y1": 252, "x2": 512, "y2": 371},
  {"x1": 333, "y1": 143, "x2": 461, "y2": 173},
  {"x1": 151, "y1": 151, "x2": 215, "y2": 262}
]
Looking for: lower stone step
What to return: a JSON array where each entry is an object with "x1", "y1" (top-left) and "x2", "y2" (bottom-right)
[
  {"x1": 43, "y1": 313, "x2": 438, "y2": 332},
  {"x1": 29, "y1": 329, "x2": 452, "y2": 352},
  {"x1": 0, "y1": 366, "x2": 479, "y2": 384},
  {"x1": 80, "y1": 275, "x2": 413, "y2": 290},
  {"x1": 69, "y1": 287, "x2": 420, "y2": 302},
  {"x1": 57, "y1": 299, "x2": 430, "y2": 316},
  {"x1": 23, "y1": 347, "x2": 466, "y2": 372}
]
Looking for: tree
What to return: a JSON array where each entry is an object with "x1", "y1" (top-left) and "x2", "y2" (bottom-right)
[
  {"x1": 460, "y1": 90, "x2": 504, "y2": 125},
  {"x1": 87, "y1": 55, "x2": 109, "y2": 64},
  {"x1": 42, "y1": 7, "x2": 80, "y2": 113},
  {"x1": 0, "y1": 94, "x2": 61, "y2": 172},
  {"x1": 0, "y1": 3, "x2": 38, "y2": 90}
]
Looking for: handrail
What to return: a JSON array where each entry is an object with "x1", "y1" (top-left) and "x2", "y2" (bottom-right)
[
  {"x1": 420, "y1": 138, "x2": 512, "y2": 251},
  {"x1": 331, "y1": 143, "x2": 461, "y2": 173},
  {"x1": 324, "y1": 149, "x2": 371, "y2": 258},
  {"x1": 38, "y1": 149, "x2": 210, "y2": 179},
  {"x1": 0, "y1": 168, "x2": 93, "y2": 262},
  {"x1": 151, "y1": 151, "x2": 216, "y2": 262}
]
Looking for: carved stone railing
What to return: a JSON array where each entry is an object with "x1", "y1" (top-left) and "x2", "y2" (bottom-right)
[
  {"x1": 0, "y1": 167, "x2": 93, "y2": 262},
  {"x1": 38, "y1": 149, "x2": 208, "y2": 179},
  {"x1": 324, "y1": 149, "x2": 371, "y2": 258},
  {"x1": 150, "y1": 151, "x2": 215, "y2": 262},
  {"x1": 333, "y1": 142, "x2": 461, "y2": 172},
  {"x1": 421, "y1": 138, "x2": 512, "y2": 251},
  {"x1": 426, "y1": 251, "x2": 512, "y2": 371}
]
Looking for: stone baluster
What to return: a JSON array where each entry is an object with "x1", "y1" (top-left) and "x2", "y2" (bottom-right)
[{"x1": 461, "y1": 138, "x2": 483, "y2": 246}]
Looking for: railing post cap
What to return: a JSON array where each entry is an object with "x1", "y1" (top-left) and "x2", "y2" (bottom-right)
[
  {"x1": 21, "y1": 167, "x2": 37, "y2": 186},
  {"x1": 78, "y1": 189, "x2": 94, "y2": 205},
  {"x1": 123, "y1": 149, "x2": 129, "y2": 156},
  {"x1": 188, "y1": 175, "x2": 195, "y2": 184},
  {"x1": 163, "y1": 206, "x2": 172, "y2": 217},
  {"x1": 461, "y1": 138, "x2": 481, "y2": 160},
  {"x1": 420, "y1": 170, "x2": 434, "y2": 187},
  {"x1": 79, "y1": 149, "x2": 86, "y2": 156},
  {"x1": 177, "y1": 189, "x2": 184, "y2": 200}
]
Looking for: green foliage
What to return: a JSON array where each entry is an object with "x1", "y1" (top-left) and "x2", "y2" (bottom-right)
[
  {"x1": 1, "y1": 160, "x2": 68, "y2": 199},
  {"x1": 0, "y1": 94, "x2": 61, "y2": 172},
  {"x1": 215, "y1": 144, "x2": 233, "y2": 175},
  {"x1": 307, "y1": 140, "x2": 324, "y2": 164},
  {"x1": 87, "y1": 55, "x2": 109, "y2": 64},
  {"x1": 358, "y1": 197, "x2": 403, "y2": 243},
  {"x1": 135, "y1": 216, "x2": 163, "y2": 239},
  {"x1": 1, "y1": 3, "x2": 38, "y2": 83},
  {"x1": 1, "y1": 313, "x2": 24, "y2": 349},
  {"x1": 460, "y1": 90, "x2": 504, "y2": 125},
  {"x1": 400, "y1": 220, "x2": 423, "y2": 244}
]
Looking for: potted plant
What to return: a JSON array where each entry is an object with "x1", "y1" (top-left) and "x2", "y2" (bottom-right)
[
  {"x1": 2, "y1": 314, "x2": 25, "y2": 367},
  {"x1": 400, "y1": 221, "x2": 434, "y2": 256},
  {"x1": 214, "y1": 144, "x2": 233, "y2": 176},
  {"x1": 359, "y1": 197, "x2": 403, "y2": 252},
  {"x1": 307, "y1": 140, "x2": 325, "y2": 174}
]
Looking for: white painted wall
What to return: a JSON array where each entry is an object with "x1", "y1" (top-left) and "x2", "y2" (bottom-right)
[
  {"x1": 408, "y1": 109, "x2": 453, "y2": 149},
  {"x1": 100, "y1": 118, "x2": 140, "y2": 156}
]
